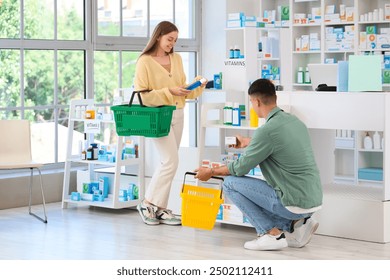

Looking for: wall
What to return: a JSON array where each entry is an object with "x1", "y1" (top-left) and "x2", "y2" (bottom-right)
[{"x1": 0, "y1": 172, "x2": 74, "y2": 210}]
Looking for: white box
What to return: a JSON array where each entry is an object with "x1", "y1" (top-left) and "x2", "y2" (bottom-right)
[
  {"x1": 385, "y1": 4, "x2": 390, "y2": 21},
  {"x1": 335, "y1": 137, "x2": 354, "y2": 149},
  {"x1": 225, "y1": 136, "x2": 237, "y2": 145},
  {"x1": 222, "y1": 204, "x2": 243, "y2": 224}
]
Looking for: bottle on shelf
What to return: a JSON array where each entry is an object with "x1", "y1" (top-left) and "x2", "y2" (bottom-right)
[
  {"x1": 85, "y1": 105, "x2": 95, "y2": 119},
  {"x1": 249, "y1": 106, "x2": 258, "y2": 128},
  {"x1": 363, "y1": 132, "x2": 373, "y2": 150},
  {"x1": 373, "y1": 131, "x2": 381, "y2": 150},
  {"x1": 233, "y1": 45, "x2": 240, "y2": 59},
  {"x1": 229, "y1": 46, "x2": 234, "y2": 59},
  {"x1": 232, "y1": 102, "x2": 241, "y2": 126},
  {"x1": 223, "y1": 102, "x2": 233, "y2": 125},
  {"x1": 297, "y1": 67, "x2": 304, "y2": 84},
  {"x1": 304, "y1": 67, "x2": 311, "y2": 84}
]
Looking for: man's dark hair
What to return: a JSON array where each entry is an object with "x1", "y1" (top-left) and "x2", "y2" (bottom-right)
[{"x1": 248, "y1": 79, "x2": 276, "y2": 105}]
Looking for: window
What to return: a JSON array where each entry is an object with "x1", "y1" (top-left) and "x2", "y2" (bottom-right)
[{"x1": 0, "y1": 0, "x2": 201, "y2": 167}]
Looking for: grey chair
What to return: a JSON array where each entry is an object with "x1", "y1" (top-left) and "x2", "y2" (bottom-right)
[{"x1": 0, "y1": 120, "x2": 47, "y2": 223}]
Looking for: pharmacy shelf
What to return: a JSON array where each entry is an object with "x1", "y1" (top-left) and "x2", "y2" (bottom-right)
[{"x1": 62, "y1": 99, "x2": 145, "y2": 210}]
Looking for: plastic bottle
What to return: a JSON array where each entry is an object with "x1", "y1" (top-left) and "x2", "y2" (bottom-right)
[
  {"x1": 80, "y1": 105, "x2": 86, "y2": 119},
  {"x1": 186, "y1": 78, "x2": 207, "y2": 90},
  {"x1": 233, "y1": 45, "x2": 240, "y2": 59},
  {"x1": 373, "y1": 131, "x2": 381, "y2": 150},
  {"x1": 232, "y1": 102, "x2": 241, "y2": 126},
  {"x1": 75, "y1": 106, "x2": 81, "y2": 119},
  {"x1": 249, "y1": 106, "x2": 259, "y2": 127},
  {"x1": 223, "y1": 102, "x2": 233, "y2": 125},
  {"x1": 85, "y1": 105, "x2": 95, "y2": 119},
  {"x1": 87, "y1": 145, "x2": 94, "y2": 160},
  {"x1": 363, "y1": 132, "x2": 373, "y2": 150},
  {"x1": 229, "y1": 46, "x2": 234, "y2": 59},
  {"x1": 304, "y1": 67, "x2": 311, "y2": 84},
  {"x1": 297, "y1": 67, "x2": 304, "y2": 84},
  {"x1": 91, "y1": 143, "x2": 99, "y2": 160}
]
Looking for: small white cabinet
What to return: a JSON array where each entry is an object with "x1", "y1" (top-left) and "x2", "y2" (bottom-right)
[{"x1": 62, "y1": 99, "x2": 144, "y2": 209}]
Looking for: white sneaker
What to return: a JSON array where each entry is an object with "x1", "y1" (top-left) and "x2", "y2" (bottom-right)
[
  {"x1": 285, "y1": 217, "x2": 319, "y2": 248},
  {"x1": 156, "y1": 209, "x2": 181, "y2": 225},
  {"x1": 137, "y1": 201, "x2": 159, "y2": 225},
  {"x1": 244, "y1": 233, "x2": 288, "y2": 251}
]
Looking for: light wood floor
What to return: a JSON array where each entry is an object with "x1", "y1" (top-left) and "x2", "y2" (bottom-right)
[{"x1": 1, "y1": 202, "x2": 389, "y2": 260}]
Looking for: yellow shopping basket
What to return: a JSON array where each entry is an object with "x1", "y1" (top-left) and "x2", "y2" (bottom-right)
[{"x1": 180, "y1": 172, "x2": 224, "y2": 230}]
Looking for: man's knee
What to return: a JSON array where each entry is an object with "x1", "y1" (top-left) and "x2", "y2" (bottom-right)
[{"x1": 222, "y1": 176, "x2": 235, "y2": 192}]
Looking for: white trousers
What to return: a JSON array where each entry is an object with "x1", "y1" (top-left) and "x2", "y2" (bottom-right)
[{"x1": 145, "y1": 108, "x2": 184, "y2": 208}]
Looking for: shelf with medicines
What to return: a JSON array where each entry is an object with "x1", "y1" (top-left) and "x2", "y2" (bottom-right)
[{"x1": 62, "y1": 99, "x2": 145, "y2": 209}]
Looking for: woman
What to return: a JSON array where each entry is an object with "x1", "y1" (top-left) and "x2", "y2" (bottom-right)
[{"x1": 134, "y1": 21, "x2": 206, "y2": 225}]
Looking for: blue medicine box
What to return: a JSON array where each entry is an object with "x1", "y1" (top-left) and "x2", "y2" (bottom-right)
[{"x1": 358, "y1": 167, "x2": 383, "y2": 181}]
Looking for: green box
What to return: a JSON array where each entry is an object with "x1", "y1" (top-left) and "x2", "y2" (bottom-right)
[
  {"x1": 366, "y1": 25, "x2": 377, "y2": 34},
  {"x1": 383, "y1": 70, "x2": 390, "y2": 84},
  {"x1": 281, "y1": 6, "x2": 289, "y2": 21}
]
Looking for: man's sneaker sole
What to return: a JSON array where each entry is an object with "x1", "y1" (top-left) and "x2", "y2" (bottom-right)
[{"x1": 137, "y1": 203, "x2": 159, "y2": 225}]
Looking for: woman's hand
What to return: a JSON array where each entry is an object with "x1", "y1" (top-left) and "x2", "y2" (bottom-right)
[{"x1": 169, "y1": 87, "x2": 191, "y2": 96}]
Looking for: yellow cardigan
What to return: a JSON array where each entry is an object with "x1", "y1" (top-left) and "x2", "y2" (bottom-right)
[{"x1": 134, "y1": 53, "x2": 203, "y2": 109}]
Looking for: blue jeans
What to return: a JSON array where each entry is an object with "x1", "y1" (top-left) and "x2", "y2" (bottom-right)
[{"x1": 223, "y1": 176, "x2": 312, "y2": 235}]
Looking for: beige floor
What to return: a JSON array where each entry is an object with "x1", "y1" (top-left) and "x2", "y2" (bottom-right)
[{"x1": 1, "y1": 202, "x2": 390, "y2": 260}]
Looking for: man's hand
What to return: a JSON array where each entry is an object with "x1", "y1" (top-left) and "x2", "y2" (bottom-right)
[
  {"x1": 194, "y1": 166, "x2": 213, "y2": 181},
  {"x1": 228, "y1": 134, "x2": 251, "y2": 149}
]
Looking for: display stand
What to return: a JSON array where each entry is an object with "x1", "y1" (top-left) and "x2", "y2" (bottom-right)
[{"x1": 62, "y1": 99, "x2": 144, "y2": 209}]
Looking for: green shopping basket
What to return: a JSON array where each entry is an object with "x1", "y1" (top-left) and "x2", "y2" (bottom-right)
[{"x1": 111, "y1": 90, "x2": 176, "y2": 137}]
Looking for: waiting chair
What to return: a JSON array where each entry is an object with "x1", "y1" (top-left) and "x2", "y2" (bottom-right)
[{"x1": 0, "y1": 120, "x2": 47, "y2": 223}]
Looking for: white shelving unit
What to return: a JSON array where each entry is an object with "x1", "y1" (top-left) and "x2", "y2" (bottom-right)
[{"x1": 62, "y1": 99, "x2": 144, "y2": 209}]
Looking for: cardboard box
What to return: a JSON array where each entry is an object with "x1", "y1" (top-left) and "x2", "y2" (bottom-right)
[{"x1": 222, "y1": 204, "x2": 243, "y2": 224}]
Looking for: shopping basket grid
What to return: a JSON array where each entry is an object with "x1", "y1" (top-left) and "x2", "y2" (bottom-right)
[{"x1": 180, "y1": 172, "x2": 224, "y2": 230}]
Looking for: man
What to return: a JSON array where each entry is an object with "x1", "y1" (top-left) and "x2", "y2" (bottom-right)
[{"x1": 195, "y1": 78, "x2": 323, "y2": 251}]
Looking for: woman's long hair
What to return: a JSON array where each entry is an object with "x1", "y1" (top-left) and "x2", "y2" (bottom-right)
[{"x1": 140, "y1": 21, "x2": 179, "y2": 56}]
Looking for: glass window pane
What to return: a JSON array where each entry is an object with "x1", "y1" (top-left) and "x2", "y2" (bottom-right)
[
  {"x1": 24, "y1": 50, "x2": 54, "y2": 106},
  {"x1": 24, "y1": 0, "x2": 54, "y2": 39},
  {"x1": 122, "y1": 51, "x2": 140, "y2": 88},
  {"x1": 26, "y1": 109, "x2": 55, "y2": 163},
  {"x1": 0, "y1": 0, "x2": 21, "y2": 39},
  {"x1": 57, "y1": 0, "x2": 84, "y2": 40},
  {"x1": 57, "y1": 50, "x2": 85, "y2": 105},
  {"x1": 94, "y1": 51, "x2": 119, "y2": 103},
  {"x1": 0, "y1": 109, "x2": 21, "y2": 120},
  {"x1": 97, "y1": 0, "x2": 120, "y2": 36},
  {"x1": 175, "y1": 0, "x2": 194, "y2": 39},
  {"x1": 150, "y1": 0, "x2": 173, "y2": 35},
  {"x1": 0, "y1": 49, "x2": 21, "y2": 107},
  {"x1": 122, "y1": 0, "x2": 147, "y2": 37}
]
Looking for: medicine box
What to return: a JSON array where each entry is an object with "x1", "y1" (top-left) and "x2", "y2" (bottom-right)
[
  {"x1": 358, "y1": 168, "x2": 383, "y2": 181},
  {"x1": 335, "y1": 137, "x2": 354, "y2": 149},
  {"x1": 225, "y1": 136, "x2": 237, "y2": 146},
  {"x1": 222, "y1": 204, "x2": 243, "y2": 224}
]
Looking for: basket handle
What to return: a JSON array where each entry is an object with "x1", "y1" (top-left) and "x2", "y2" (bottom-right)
[
  {"x1": 129, "y1": 90, "x2": 150, "y2": 107},
  {"x1": 182, "y1": 171, "x2": 224, "y2": 198}
]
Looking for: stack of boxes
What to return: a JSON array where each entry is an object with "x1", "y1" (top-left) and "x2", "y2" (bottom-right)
[
  {"x1": 360, "y1": 26, "x2": 390, "y2": 50},
  {"x1": 226, "y1": 12, "x2": 257, "y2": 28},
  {"x1": 324, "y1": 4, "x2": 354, "y2": 23},
  {"x1": 261, "y1": 64, "x2": 280, "y2": 84},
  {"x1": 325, "y1": 26, "x2": 355, "y2": 52},
  {"x1": 226, "y1": 7, "x2": 290, "y2": 29},
  {"x1": 293, "y1": 6, "x2": 322, "y2": 25},
  {"x1": 295, "y1": 33, "x2": 320, "y2": 51}
]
